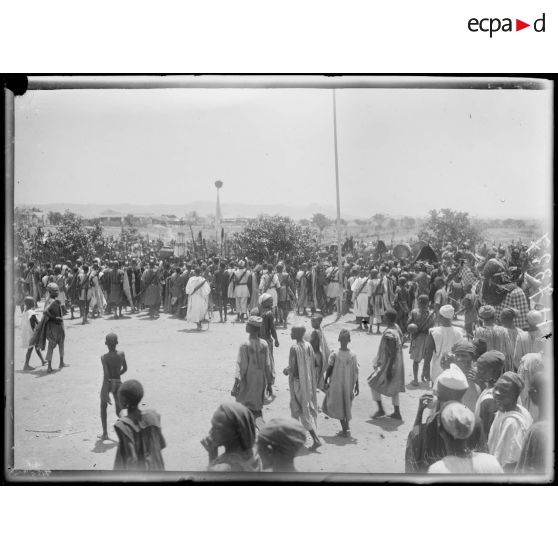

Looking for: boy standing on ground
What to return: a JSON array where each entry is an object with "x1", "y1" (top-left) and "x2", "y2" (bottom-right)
[{"x1": 99, "y1": 333, "x2": 127, "y2": 440}]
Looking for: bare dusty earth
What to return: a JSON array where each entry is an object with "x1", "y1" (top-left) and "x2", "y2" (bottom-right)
[{"x1": 13, "y1": 304, "x2": 431, "y2": 477}]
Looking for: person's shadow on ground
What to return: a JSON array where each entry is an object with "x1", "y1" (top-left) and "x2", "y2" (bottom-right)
[
  {"x1": 365, "y1": 417, "x2": 403, "y2": 432},
  {"x1": 16, "y1": 366, "x2": 58, "y2": 379},
  {"x1": 321, "y1": 434, "x2": 358, "y2": 446},
  {"x1": 405, "y1": 382, "x2": 425, "y2": 391},
  {"x1": 92, "y1": 438, "x2": 117, "y2": 453}
]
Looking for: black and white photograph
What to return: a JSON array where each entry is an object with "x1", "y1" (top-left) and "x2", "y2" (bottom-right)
[{"x1": 4, "y1": 75, "x2": 554, "y2": 483}]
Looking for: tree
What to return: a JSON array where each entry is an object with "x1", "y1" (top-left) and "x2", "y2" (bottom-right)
[
  {"x1": 48, "y1": 211, "x2": 64, "y2": 225},
  {"x1": 311, "y1": 213, "x2": 333, "y2": 233},
  {"x1": 372, "y1": 213, "x2": 386, "y2": 230},
  {"x1": 231, "y1": 215, "x2": 318, "y2": 264},
  {"x1": 418, "y1": 208, "x2": 482, "y2": 252}
]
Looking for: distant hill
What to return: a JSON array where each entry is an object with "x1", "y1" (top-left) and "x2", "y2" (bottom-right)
[{"x1": 17, "y1": 201, "x2": 341, "y2": 220}]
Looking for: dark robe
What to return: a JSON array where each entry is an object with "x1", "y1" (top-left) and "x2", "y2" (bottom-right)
[
  {"x1": 113, "y1": 409, "x2": 166, "y2": 471},
  {"x1": 405, "y1": 408, "x2": 487, "y2": 473}
]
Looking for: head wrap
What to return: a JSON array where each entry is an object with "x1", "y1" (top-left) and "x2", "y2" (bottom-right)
[
  {"x1": 500, "y1": 307, "x2": 517, "y2": 322},
  {"x1": 452, "y1": 340, "x2": 476, "y2": 355},
  {"x1": 482, "y1": 258, "x2": 516, "y2": 305},
  {"x1": 439, "y1": 305, "x2": 454, "y2": 320},
  {"x1": 476, "y1": 350, "x2": 505, "y2": 374},
  {"x1": 418, "y1": 294, "x2": 430, "y2": 305},
  {"x1": 478, "y1": 305, "x2": 495, "y2": 320},
  {"x1": 47, "y1": 282, "x2": 59, "y2": 294},
  {"x1": 518, "y1": 353, "x2": 544, "y2": 377},
  {"x1": 257, "y1": 418, "x2": 306, "y2": 458},
  {"x1": 441, "y1": 402, "x2": 475, "y2": 440},
  {"x1": 259, "y1": 293, "x2": 273, "y2": 306},
  {"x1": 218, "y1": 402, "x2": 256, "y2": 451},
  {"x1": 526, "y1": 310, "x2": 544, "y2": 327},
  {"x1": 501, "y1": 371, "x2": 525, "y2": 394},
  {"x1": 436, "y1": 364, "x2": 469, "y2": 391}
]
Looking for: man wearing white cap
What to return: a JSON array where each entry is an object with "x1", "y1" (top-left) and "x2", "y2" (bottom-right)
[
  {"x1": 427, "y1": 402, "x2": 503, "y2": 474},
  {"x1": 405, "y1": 364, "x2": 486, "y2": 473},
  {"x1": 422, "y1": 304, "x2": 464, "y2": 385}
]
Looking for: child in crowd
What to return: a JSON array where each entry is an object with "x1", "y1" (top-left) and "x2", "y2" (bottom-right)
[
  {"x1": 99, "y1": 333, "x2": 128, "y2": 440},
  {"x1": 113, "y1": 380, "x2": 166, "y2": 471}
]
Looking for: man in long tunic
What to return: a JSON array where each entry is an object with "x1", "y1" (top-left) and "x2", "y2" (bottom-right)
[
  {"x1": 296, "y1": 263, "x2": 311, "y2": 316},
  {"x1": 367, "y1": 309, "x2": 405, "y2": 420},
  {"x1": 351, "y1": 267, "x2": 371, "y2": 330},
  {"x1": 233, "y1": 260, "x2": 251, "y2": 322},
  {"x1": 108, "y1": 261, "x2": 126, "y2": 319},
  {"x1": 283, "y1": 324, "x2": 322, "y2": 450},
  {"x1": 259, "y1": 264, "x2": 280, "y2": 313},
  {"x1": 323, "y1": 328, "x2": 359, "y2": 436},
  {"x1": 306, "y1": 313, "x2": 330, "y2": 391},
  {"x1": 33, "y1": 283, "x2": 68, "y2": 373},
  {"x1": 141, "y1": 261, "x2": 161, "y2": 318},
  {"x1": 422, "y1": 304, "x2": 464, "y2": 385},
  {"x1": 324, "y1": 261, "x2": 342, "y2": 314},
  {"x1": 232, "y1": 316, "x2": 273, "y2": 425},
  {"x1": 185, "y1": 268, "x2": 211, "y2": 330}
]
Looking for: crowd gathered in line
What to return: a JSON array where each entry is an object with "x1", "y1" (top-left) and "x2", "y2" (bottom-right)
[{"x1": 15, "y1": 236, "x2": 552, "y2": 475}]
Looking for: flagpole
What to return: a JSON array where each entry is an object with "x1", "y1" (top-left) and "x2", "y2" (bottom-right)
[{"x1": 332, "y1": 89, "x2": 343, "y2": 317}]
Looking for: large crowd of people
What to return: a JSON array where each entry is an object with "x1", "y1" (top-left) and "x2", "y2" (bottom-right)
[{"x1": 14, "y1": 233, "x2": 553, "y2": 476}]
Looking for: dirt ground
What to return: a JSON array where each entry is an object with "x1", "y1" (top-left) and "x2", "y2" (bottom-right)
[{"x1": 13, "y1": 303, "x2": 433, "y2": 476}]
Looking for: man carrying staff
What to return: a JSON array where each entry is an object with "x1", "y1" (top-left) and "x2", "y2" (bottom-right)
[
  {"x1": 233, "y1": 260, "x2": 251, "y2": 322},
  {"x1": 283, "y1": 324, "x2": 322, "y2": 450},
  {"x1": 185, "y1": 267, "x2": 211, "y2": 330}
]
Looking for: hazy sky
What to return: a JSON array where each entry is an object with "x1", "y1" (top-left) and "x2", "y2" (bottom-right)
[{"x1": 14, "y1": 85, "x2": 552, "y2": 219}]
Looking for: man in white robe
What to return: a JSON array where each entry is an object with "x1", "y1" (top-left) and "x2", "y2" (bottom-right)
[
  {"x1": 422, "y1": 304, "x2": 464, "y2": 385},
  {"x1": 233, "y1": 260, "x2": 251, "y2": 322},
  {"x1": 185, "y1": 268, "x2": 211, "y2": 330},
  {"x1": 351, "y1": 267, "x2": 371, "y2": 330}
]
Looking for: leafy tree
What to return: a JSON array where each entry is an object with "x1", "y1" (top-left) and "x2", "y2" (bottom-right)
[
  {"x1": 418, "y1": 208, "x2": 482, "y2": 252},
  {"x1": 372, "y1": 213, "x2": 386, "y2": 230},
  {"x1": 231, "y1": 215, "x2": 318, "y2": 264},
  {"x1": 298, "y1": 218, "x2": 310, "y2": 226},
  {"x1": 311, "y1": 213, "x2": 333, "y2": 233},
  {"x1": 48, "y1": 211, "x2": 64, "y2": 225}
]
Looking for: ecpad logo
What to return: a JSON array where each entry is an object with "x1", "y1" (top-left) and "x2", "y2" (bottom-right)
[{"x1": 468, "y1": 13, "x2": 545, "y2": 37}]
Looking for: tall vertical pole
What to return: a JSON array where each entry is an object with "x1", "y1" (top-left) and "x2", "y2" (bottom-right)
[{"x1": 332, "y1": 89, "x2": 343, "y2": 317}]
